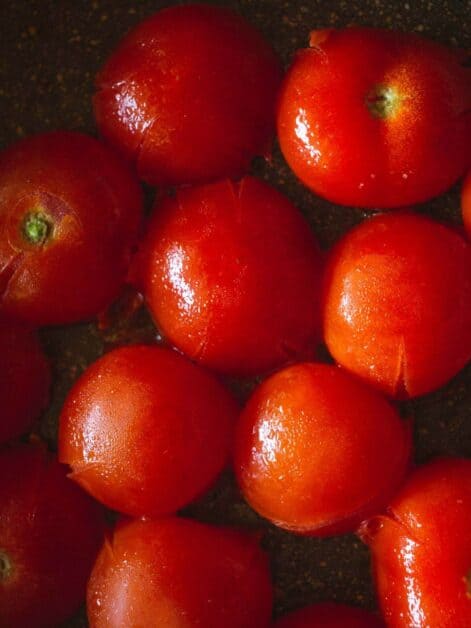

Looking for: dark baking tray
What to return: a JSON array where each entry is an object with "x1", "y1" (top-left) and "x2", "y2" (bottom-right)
[{"x1": 0, "y1": 1, "x2": 469, "y2": 626}]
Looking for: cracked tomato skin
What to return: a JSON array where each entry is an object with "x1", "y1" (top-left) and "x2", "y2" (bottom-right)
[
  {"x1": 274, "y1": 602, "x2": 385, "y2": 627},
  {"x1": 136, "y1": 176, "x2": 323, "y2": 377},
  {"x1": 362, "y1": 458, "x2": 471, "y2": 628},
  {"x1": 0, "y1": 317, "x2": 50, "y2": 444},
  {"x1": 0, "y1": 443, "x2": 104, "y2": 628},
  {"x1": 234, "y1": 363, "x2": 411, "y2": 536},
  {"x1": 87, "y1": 517, "x2": 273, "y2": 628},
  {"x1": 94, "y1": 4, "x2": 282, "y2": 187},
  {"x1": 323, "y1": 212, "x2": 471, "y2": 399},
  {"x1": 277, "y1": 27, "x2": 471, "y2": 208},
  {"x1": 462, "y1": 170, "x2": 471, "y2": 238},
  {"x1": 59, "y1": 344, "x2": 238, "y2": 517},
  {"x1": 0, "y1": 131, "x2": 142, "y2": 326}
]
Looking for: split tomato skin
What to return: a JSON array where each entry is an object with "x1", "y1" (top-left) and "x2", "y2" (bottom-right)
[
  {"x1": 87, "y1": 517, "x2": 273, "y2": 628},
  {"x1": 58, "y1": 344, "x2": 238, "y2": 517},
  {"x1": 94, "y1": 4, "x2": 282, "y2": 187},
  {"x1": 362, "y1": 458, "x2": 471, "y2": 628},
  {"x1": 136, "y1": 176, "x2": 323, "y2": 377},
  {"x1": 462, "y1": 170, "x2": 471, "y2": 238},
  {"x1": 277, "y1": 27, "x2": 471, "y2": 208},
  {"x1": 0, "y1": 443, "x2": 104, "y2": 628},
  {"x1": 323, "y1": 212, "x2": 471, "y2": 398},
  {"x1": 274, "y1": 602, "x2": 384, "y2": 627},
  {"x1": 0, "y1": 131, "x2": 142, "y2": 326},
  {"x1": 234, "y1": 363, "x2": 411, "y2": 536},
  {"x1": 0, "y1": 318, "x2": 50, "y2": 444}
]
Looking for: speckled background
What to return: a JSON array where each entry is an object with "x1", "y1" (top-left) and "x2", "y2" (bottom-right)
[{"x1": 0, "y1": 1, "x2": 470, "y2": 626}]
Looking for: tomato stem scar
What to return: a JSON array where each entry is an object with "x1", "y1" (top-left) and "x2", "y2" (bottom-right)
[
  {"x1": 366, "y1": 85, "x2": 399, "y2": 118},
  {"x1": 0, "y1": 551, "x2": 12, "y2": 581},
  {"x1": 22, "y1": 210, "x2": 53, "y2": 245}
]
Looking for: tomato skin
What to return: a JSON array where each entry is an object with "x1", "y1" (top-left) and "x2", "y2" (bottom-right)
[
  {"x1": 362, "y1": 458, "x2": 471, "y2": 627},
  {"x1": 0, "y1": 318, "x2": 50, "y2": 444},
  {"x1": 323, "y1": 212, "x2": 471, "y2": 398},
  {"x1": 136, "y1": 176, "x2": 323, "y2": 377},
  {"x1": 94, "y1": 4, "x2": 282, "y2": 187},
  {"x1": 462, "y1": 171, "x2": 471, "y2": 238},
  {"x1": 274, "y1": 602, "x2": 384, "y2": 627},
  {"x1": 277, "y1": 27, "x2": 471, "y2": 208},
  {"x1": 0, "y1": 131, "x2": 142, "y2": 326},
  {"x1": 0, "y1": 443, "x2": 104, "y2": 628},
  {"x1": 59, "y1": 344, "x2": 238, "y2": 517},
  {"x1": 87, "y1": 517, "x2": 273, "y2": 628},
  {"x1": 234, "y1": 363, "x2": 411, "y2": 536}
]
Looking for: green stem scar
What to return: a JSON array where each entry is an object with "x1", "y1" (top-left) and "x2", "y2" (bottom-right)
[
  {"x1": 22, "y1": 210, "x2": 53, "y2": 245},
  {"x1": 366, "y1": 85, "x2": 400, "y2": 119},
  {"x1": 0, "y1": 551, "x2": 12, "y2": 581}
]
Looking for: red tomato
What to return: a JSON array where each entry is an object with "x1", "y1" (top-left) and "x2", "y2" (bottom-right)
[
  {"x1": 0, "y1": 317, "x2": 50, "y2": 444},
  {"x1": 323, "y1": 212, "x2": 471, "y2": 398},
  {"x1": 87, "y1": 517, "x2": 273, "y2": 628},
  {"x1": 0, "y1": 131, "x2": 142, "y2": 326},
  {"x1": 274, "y1": 603, "x2": 384, "y2": 627},
  {"x1": 59, "y1": 344, "x2": 238, "y2": 517},
  {"x1": 362, "y1": 458, "x2": 471, "y2": 627},
  {"x1": 136, "y1": 176, "x2": 323, "y2": 377},
  {"x1": 462, "y1": 170, "x2": 471, "y2": 238},
  {"x1": 234, "y1": 363, "x2": 411, "y2": 536},
  {"x1": 0, "y1": 443, "x2": 104, "y2": 628},
  {"x1": 277, "y1": 27, "x2": 471, "y2": 208},
  {"x1": 94, "y1": 4, "x2": 282, "y2": 186}
]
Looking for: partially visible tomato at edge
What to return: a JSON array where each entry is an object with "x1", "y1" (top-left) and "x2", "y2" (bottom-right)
[{"x1": 462, "y1": 170, "x2": 471, "y2": 238}]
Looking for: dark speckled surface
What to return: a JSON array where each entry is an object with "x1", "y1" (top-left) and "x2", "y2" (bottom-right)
[{"x1": 0, "y1": 1, "x2": 470, "y2": 626}]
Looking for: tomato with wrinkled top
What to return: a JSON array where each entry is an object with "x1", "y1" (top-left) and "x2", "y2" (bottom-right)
[
  {"x1": 277, "y1": 27, "x2": 470, "y2": 208},
  {"x1": 234, "y1": 363, "x2": 411, "y2": 536},
  {"x1": 94, "y1": 4, "x2": 282, "y2": 186},
  {"x1": 87, "y1": 517, "x2": 273, "y2": 628},
  {"x1": 323, "y1": 212, "x2": 471, "y2": 398},
  {"x1": 462, "y1": 170, "x2": 471, "y2": 238},
  {"x1": 59, "y1": 344, "x2": 238, "y2": 517},
  {"x1": 136, "y1": 176, "x2": 323, "y2": 377},
  {"x1": 362, "y1": 458, "x2": 471, "y2": 627},
  {"x1": 274, "y1": 602, "x2": 384, "y2": 627},
  {"x1": 0, "y1": 131, "x2": 142, "y2": 326},
  {"x1": 0, "y1": 443, "x2": 104, "y2": 628}
]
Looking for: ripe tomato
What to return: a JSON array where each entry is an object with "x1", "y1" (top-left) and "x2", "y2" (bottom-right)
[
  {"x1": 323, "y1": 212, "x2": 471, "y2": 398},
  {"x1": 277, "y1": 27, "x2": 471, "y2": 208},
  {"x1": 87, "y1": 517, "x2": 273, "y2": 628},
  {"x1": 0, "y1": 443, "x2": 104, "y2": 628},
  {"x1": 59, "y1": 344, "x2": 238, "y2": 517},
  {"x1": 0, "y1": 131, "x2": 142, "y2": 326},
  {"x1": 234, "y1": 363, "x2": 411, "y2": 536},
  {"x1": 94, "y1": 4, "x2": 282, "y2": 187},
  {"x1": 462, "y1": 170, "x2": 471, "y2": 238},
  {"x1": 0, "y1": 317, "x2": 50, "y2": 444},
  {"x1": 136, "y1": 176, "x2": 323, "y2": 377},
  {"x1": 362, "y1": 458, "x2": 471, "y2": 627},
  {"x1": 274, "y1": 602, "x2": 384, "y2": 627}
]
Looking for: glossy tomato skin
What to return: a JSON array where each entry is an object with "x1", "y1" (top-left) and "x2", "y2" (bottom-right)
[
  {"x1": 323, "y1": 212, "x2": 471, "y2": 398},
  {"x1": 0, "y1": 131, "x2": 142, "y2": 326},
  {"x1": 0, "y1": 443, "x2": 104, "y2": 628},
  {"x1": 59, "y1": 344, "x2": 238, "y2": 517},
  {"x1": 136, "y1": 176, "x2": 323, "y2": 377},
  {"x1": 277, "y1": 27, "x2": 471, "y2": 208},
  {"x1": 362, "y1": 458, "x2": 471, "y2": 627},
  {"x1": 94, "y1": 4, "x2": 282, "y2": 187},
  {"x1": 87, "y1": 517, "x2": 273, "y2": 628},
  {"x1": 274, "y1": 602, "x2": 385, "y2": 627},
  {"x1": 0, "y1": 318, "x2": 50, "y2": 444},
  {"x1": 234, "y1": 363, "x2": 411, "y2": 536},
  {"x1": 462, "y1": 170, "x2": 471, "y2": 238}
]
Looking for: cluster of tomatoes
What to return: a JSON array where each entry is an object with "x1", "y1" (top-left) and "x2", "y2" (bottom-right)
[{"x1": 0, "y1": 4, "x2": 470, "y2": 627}]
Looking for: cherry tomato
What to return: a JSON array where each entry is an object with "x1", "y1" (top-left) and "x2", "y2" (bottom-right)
[
  {"x1": 0, "y1": 443, "x2": 104, "y2": 628},
  {"x1": 277, "y1": 27, "x2": 471, "y2": 208},
  {"x1": 362, "y1": 458, "x2": 471, "y2": 627},
  {"x1": 59, "y1": 344, "x2": 238, "y2": 517},
  {"x1": 0, "y1": 317, "x2": 50, "y2": 444},
  {"x1": 94, "y1": 4, "x2": 282, "y2": 187},
  {"x1": 0, "y1": 131, "x2": 142, "y2": 326},
  {"x1": 87, "y1": 517, "x2": 273, "y2": 628},
  {"x1": 274, "y1": 602, "x2": 384, "y2": 627},
  {"x1": 234, "y1": 363, "x2": 411, "y2": 536},
  {"x1": 136, "y1": 176, "x2": 323, "y2": 377},
  {"x1": 462, "y1": 170, "x2": 471, "y2": 238},
  {"x1": 323, "y1": 212, "x2": 471, "y2": 398}
]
